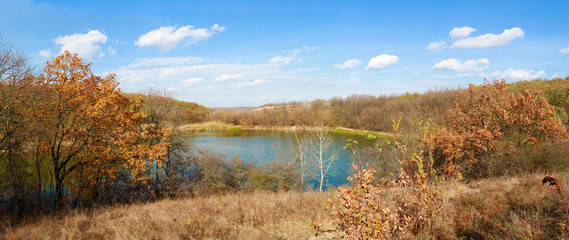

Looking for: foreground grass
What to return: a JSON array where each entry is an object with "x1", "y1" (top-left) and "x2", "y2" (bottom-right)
[
  {"x1": 3, "y1": 173, "x2": 569, "y2": 239},
  {"x1": 1, "y1": 191, "x2": 334, "y2": 240},
  {"x1": 373, "y1": 172, "x2": 569, "y2": 239}
]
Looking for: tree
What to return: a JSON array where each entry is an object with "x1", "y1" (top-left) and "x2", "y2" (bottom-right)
[
  {"x1": 0, "y1": 39, "x2": 34, "y2": 213},
  {"x1": 34, "y1": 51, "x2": 169, "y2": 207},
  {"x1": 310, "y1": 125, "x2": 339, "y2": 192},
  {"x1": 434, "y1": 79, "x2": 567, "y2": 179},
  {"x1": 293, "y1": 133, "x2": 312, "y2": 189}
]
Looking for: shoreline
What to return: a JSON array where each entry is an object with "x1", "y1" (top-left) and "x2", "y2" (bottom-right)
[{"x1": 179, "y1": 121, "x2": 392, "y2": 138}]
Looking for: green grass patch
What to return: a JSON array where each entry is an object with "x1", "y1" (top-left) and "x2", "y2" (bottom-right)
[
  {"x1": 226, "y1": 126, "x2": 243, "y2": 131},
  {"x1": 333, "y1": 127, "x2": 391, "y2": 139},
  {"x1": 182, "y1": 121, "x2": 242, "y2": 133}
]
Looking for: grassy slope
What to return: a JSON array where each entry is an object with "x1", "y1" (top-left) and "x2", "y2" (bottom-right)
[
  {"x1": 1, "y1": 191, "x2": 335, "y2": 240},
  {"x1": 3, "y1": 173, "x2": 569, "y2": 239}
]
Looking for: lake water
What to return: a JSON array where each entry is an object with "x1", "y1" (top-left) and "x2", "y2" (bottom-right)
[{"x1": 183, "y1": 129, "x2": 367, "y2": 188}]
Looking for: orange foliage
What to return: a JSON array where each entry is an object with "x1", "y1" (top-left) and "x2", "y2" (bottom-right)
[
  {"x1": 434, "y1": 79, "x2": 567, "y2": 178},
  {"x1": 332, "y1": 165, "x2": 390, "y2": 239},
  {"x1": 32, "y1": 51, "x2": 169, "y2": 205}
]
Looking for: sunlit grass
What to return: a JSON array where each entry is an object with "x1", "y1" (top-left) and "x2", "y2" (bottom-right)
[
  {"x1": 332, "y1": 127, "x2": 391, "y2": 139},
  {"x1": 2, "y1": 191, "x2": 335, "y2": 239},
  {"x1": 3, "y1": 173, "x2": 569, "y2": 239},
  {"x1": 180, "y1": 121, "x2": 242, "y2": 133}
]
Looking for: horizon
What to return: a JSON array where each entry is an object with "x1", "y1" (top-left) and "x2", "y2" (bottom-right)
[{"x1": 1, "y1": 0, "x2": 568, "y2": 108}]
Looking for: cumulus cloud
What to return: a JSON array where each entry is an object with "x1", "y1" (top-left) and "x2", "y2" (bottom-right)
[
  {"x1": 561, "y1": 47, "x2": 569, "y2": 55},
  {"x1": 451, "y1": 27, "x2": 524, "y2": 48},
  {"x1": 237, "y1": 79, "x2": 267, "y2": 87},
  {"x1": 365, "y1": 54, "x2": 399, "y2": 71},
  {"x1": 135, "y1": 24, "x2": 225, "y2": 52},
  {"x1": 128, "y1": 57, "x2": 204, "y2": 68},
  {"x1": 181, "y1": 77, "x2": 204, "y2": 86},
  {"x1": 38, "y1": 48, "x2": 52, "y2": 57},
  {"x1": 485, "y1": 68, "x2": 546, "y2": 80},
  {"x1": 433, "y1": 58, "x2": 489, "y2": 72},
  {"x1": 333, "y1": 59, "x2": 362, "y2": 70},
  {"x1": 427, "y1": 39, "x2": 446, "y2": 51},
  {"x1": 53, "y1": 30, "x2": 108, "y2": 59},
  {"x1": 449, "y1": 26, "x2": 476, "y2": 39},
  {"x1": 215, "y1": 73, "x2": 244, "y2": 81},
  {"x1": 268, "y1": 46, "x2": 316, "y2": 65}
]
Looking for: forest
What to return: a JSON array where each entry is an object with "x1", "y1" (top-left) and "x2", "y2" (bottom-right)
[{"x1": 3, "y1": 41, "x2": 569, "y2": 239}]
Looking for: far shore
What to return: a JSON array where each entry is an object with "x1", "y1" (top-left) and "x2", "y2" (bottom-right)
[{"x1": 179, "y1": 121, "x2": 392, "y2": 138}]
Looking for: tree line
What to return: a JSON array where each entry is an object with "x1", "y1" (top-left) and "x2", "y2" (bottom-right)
[{"x1": 206, "y1": 77, "x2": 569, "y2": 134}]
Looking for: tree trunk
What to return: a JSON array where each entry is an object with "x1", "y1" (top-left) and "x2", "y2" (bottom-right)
[{"x1": 54, "y1": 166, "x2": 63, "y2": 209}]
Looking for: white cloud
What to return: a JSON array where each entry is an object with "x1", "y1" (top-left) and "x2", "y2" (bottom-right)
[
  {"x1": 135, "y1": 24, "x2": 225, "y2": 52},
  {"x1": 427, "y1": 39, "x2": 446, "y2": 51},
  {"x1": 215, "y1": 73, "x2": 244, "y2": 81},
  {"x1": 449, "y1": 26, "x2": 476, "y2": 39},
  {"x1": 268, "y1": 46, "x2": 316, "y2": 65},
  {"x1": 333, "y1": 59, "x2": 362, "y2": 70},
  {"x1": 365, "y1": 54, "x2": 399, "y2": 71},
  {"x1": 181, "y1": 77, "x2": 204, "y2": 86},
  {"x1": 451, "y1": 27, "x2": 524, "y2": 48},
  {"x1": 433, "y1": 58, "x2": 489, "y2": 72},
  {"x1": 106, "y1": 47, "x2": 117, "y2": 56},
  {"x1": 561, "y1": 47, "x2": 569, "y2": 55},
  {"x1": 237, "y1": 79, "x2": 268, "y2": 87},
  {"x1": 53, "y1": 30, "x2": 108, "y2": 59},
  {"x1": 485, "y1": 68, "x2": 546, "y2": 80},
  {"x1": 269, "y1": 55, "x2": 297, "y2": 65},
  {"x1": 115, "y1": 63, "x2": 282, "y2": 88},
  {"x1": 38, "y1": 48, "x2": 52, "y2": 57},
  {"x1": 128, "y1": 57, "x2": 204, "y2": 68}
]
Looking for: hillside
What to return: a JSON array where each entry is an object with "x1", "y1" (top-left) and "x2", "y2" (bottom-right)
[
  {"x1": 206, "y1": 77, "x2": 569, "y2": 133},
  {"x1": 125, "y1": 90, "x2": 211, "y2": 126}
]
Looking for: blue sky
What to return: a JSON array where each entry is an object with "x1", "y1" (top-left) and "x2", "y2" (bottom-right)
[{"x1": 1, "y1": 0, "x2": 568, "y2": 107}]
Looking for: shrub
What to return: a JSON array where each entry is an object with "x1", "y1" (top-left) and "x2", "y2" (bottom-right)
[{"x1": 332, "y1": 165, "x2": 390, "y2": 239}]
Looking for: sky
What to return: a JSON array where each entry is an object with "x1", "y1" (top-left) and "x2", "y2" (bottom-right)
[{"x1": 1, "y1": 0, "x2": 569, "y2": 107}]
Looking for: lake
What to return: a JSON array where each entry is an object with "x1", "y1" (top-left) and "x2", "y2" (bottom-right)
[{"x1": 183, "y1": 129, "x2": 367, "y2": 188}]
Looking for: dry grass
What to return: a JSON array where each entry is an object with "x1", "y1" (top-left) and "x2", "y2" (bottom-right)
[
  {"x1": 4, "y1": 173, "x2": 569, "y2": 239},
  {"x1": 421, "y1": 172, "x2": 569, "y2": 239},
  {"x1": 329, "y1": 172, "x2": 569, "y2": 239},
  {"x1": 1, "y1": 191, "x2": 335, "y2": 240}
]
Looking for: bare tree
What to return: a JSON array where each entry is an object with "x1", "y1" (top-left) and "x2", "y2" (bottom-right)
[
  {"x1": 310, "y1": 125, "x2": 339, "y2": 192},
  {"x1": 140, "y1": 87, "x2": 175, "y2": 126},
  {"x1": 293, "y1": 133, "x2": 312, "y2": 190},
  {"x1": 0, "y1": 39, "x2": 35, "y2": 213}
]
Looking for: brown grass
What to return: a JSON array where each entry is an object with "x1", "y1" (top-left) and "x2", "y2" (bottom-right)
[
  {"x1": 1, "y1": 191, "x2": 335, "y2": 240},
  {"x1": 3, "y1": 173, "x2": 569, "y2": 239},
  {"x1": 426, "y1": 173, "x2": 569, "y2": 239}
]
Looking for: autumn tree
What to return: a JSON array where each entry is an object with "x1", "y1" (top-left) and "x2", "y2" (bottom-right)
[
  {"x1": 434, "y1": 79, "x2": 567, "y2": 179},
  {"x1": 33, "y1": 52, "x2": 169, "y2": 207}
]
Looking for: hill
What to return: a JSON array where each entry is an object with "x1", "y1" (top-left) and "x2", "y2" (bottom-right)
[{"x1": 206, "y1": 77, "x2": 569, "y2": 133}]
